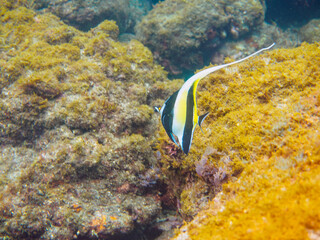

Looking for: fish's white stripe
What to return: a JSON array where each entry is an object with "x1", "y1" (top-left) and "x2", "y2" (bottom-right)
[{"x1": 172, "y1": 90, "x2": 188, "y2": 148}]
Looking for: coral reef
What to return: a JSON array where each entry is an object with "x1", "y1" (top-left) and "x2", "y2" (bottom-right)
[
  {"x1": 1, "y1": 1, "x2": 320, "y2": 239},
  {"x1": 136, "y1": 0, "x2": 265, "y2": 76},
  {"x1": 154, "y1": 42, "x2": 320, "y2": 239},
  {"x1": 12, "y1": 0, "x2": 318, "y2": 80},
  {"x1": 0, "y1": 3, "x2": 182, "y2": 239}
]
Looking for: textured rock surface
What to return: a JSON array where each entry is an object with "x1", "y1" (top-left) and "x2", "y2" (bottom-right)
[
  {"x1": 1, "y1": 1, "x2": 320, "y2": 239},
  {"x1": 300, "y1": 19, "x2": 320, "y2": 43},
  {"x1": 33, "y1": 0, "x2": 152, "y2": 33},
  {"x1": 0, "y1": 3, "x2": 182, "y2": 239},
  {"x1": 135, "y1": 0, "x2": 265, "y2": 75}
]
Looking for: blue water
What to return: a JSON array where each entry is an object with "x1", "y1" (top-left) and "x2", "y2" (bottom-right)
[{"x1": 265, "y1": 0, "x2": 320, "y2": 29}]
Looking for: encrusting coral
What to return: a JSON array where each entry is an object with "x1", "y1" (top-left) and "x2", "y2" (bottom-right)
[{"x1": 154, "y1": 42, "x2": 320, "y2": 239}]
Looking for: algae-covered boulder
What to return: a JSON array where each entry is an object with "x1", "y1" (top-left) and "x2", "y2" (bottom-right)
[
  {"x1": 0, "y1": 3, "x2": 182, "y2": 239},
  {"x1": 136, "y1": 0, "x2": 264, "y2": 75},
  {"x1": 212, "y1": 22, "x2": 302, "y2": 65},
  {"x1": 300, "y1": 19, "x2": 320, "y2": 43},
  {"x1": 154, "y1": 42, "x2": 320, "y2": 239},
  {"x1": 32, "y1": 0, "x2": 152, "y2": 33}
]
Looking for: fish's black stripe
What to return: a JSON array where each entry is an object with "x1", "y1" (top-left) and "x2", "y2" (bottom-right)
[
  {"x1": 182, "y1": 83, "x2": 195, "y2": 154},
  {"x1": 161, "y1": 90, "x2": 179, "y2": 143}
]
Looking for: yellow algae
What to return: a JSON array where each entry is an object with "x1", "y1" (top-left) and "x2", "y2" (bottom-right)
[
  {"x1": 170, "y1": 42, "x2": 320, "y2": 239},
  {"x1": 1, "y1": 1, "x2": 320, "y2": 238},
  {"x1": 186, "y1": 145, "x2": 320, "y2": 240},
  {"x1": 0, "y1": 3, "x2": 178, "y2": 239},
  {"x1": 18, "y1": 70, "x2": 62, "y2": 99},
  {"x1": 91, "y1": 19, "x2": 119, "y2": 40},
  {"x1": 0, "y1": 5, "x2": 169, "y2": 137}
]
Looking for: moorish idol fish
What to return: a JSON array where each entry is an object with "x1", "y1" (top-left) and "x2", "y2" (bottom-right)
[{"x1": 155, "y1": 43, "x2": 275, "y2": 155}]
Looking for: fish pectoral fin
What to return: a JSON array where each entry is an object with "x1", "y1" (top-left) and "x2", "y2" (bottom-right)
[{"x1": 198, "y1": 112, "x2": 209, "y2": 134}]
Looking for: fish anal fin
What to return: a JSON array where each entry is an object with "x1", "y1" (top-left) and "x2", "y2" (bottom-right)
[{"x1": 198, "y1": 112, "x2": 209, "y2": 133}]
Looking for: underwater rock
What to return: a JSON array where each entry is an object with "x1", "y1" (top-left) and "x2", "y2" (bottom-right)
[
  {"x1": 211, "y1": 22, "x2": 301, "y2": 65},
  {"x1": 2, "y1": 1, "x2": 319, "y2": 239},
  {"x1": 33, "y1": 0, "x2": 152, "y2": 33},
  {"x1": 135, "y1": 0, "x2": 265, "y2": 76},
  {"x1": 0, "y1": 4, "x2": 182, "y2": 239},
  {"x1": 300, "y1": 19, "x2": 320, "y2": 43}
]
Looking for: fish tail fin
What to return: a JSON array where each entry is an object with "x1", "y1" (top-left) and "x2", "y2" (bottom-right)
[{"x1": 198, "y1": 112, "x2": 209, "y2": 134}]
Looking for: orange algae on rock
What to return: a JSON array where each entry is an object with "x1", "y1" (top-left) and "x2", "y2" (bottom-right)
[{"x1": 171, "y1": 42, "x2": 320, "y2": 239}]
